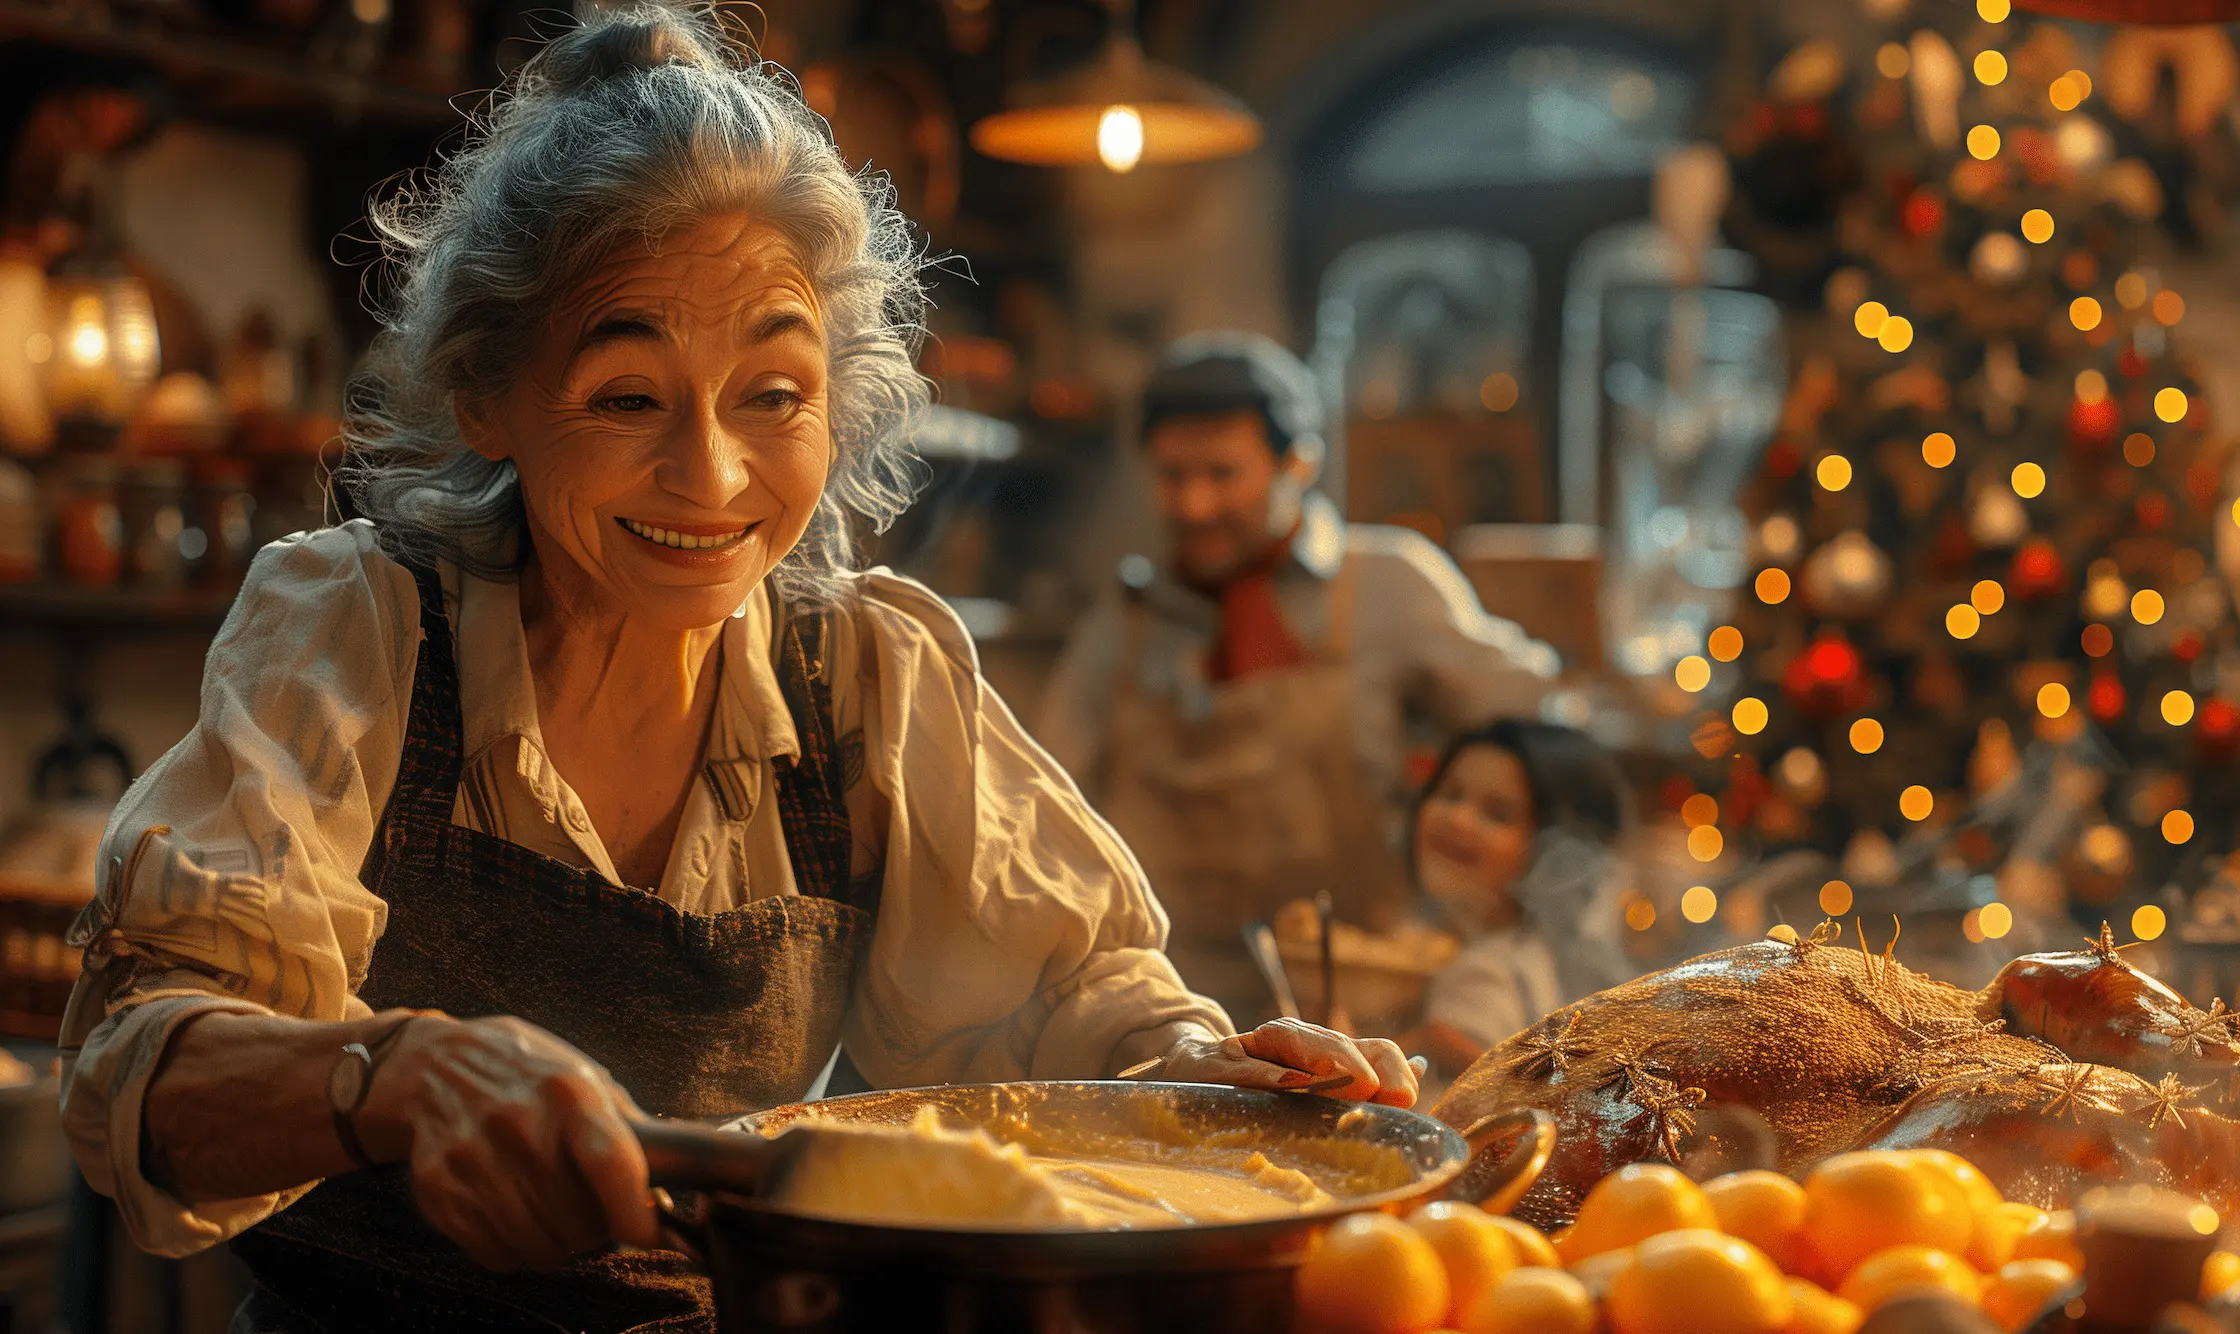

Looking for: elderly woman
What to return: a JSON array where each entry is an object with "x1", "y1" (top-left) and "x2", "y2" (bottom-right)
[{"x1": 55, "y1": 8, "x2": 1413, "y2": 1330}]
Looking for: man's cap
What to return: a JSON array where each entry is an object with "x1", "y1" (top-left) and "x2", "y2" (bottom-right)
[{"x1": 1141, "y1": 332, "x2": 1322, "y2": 456}]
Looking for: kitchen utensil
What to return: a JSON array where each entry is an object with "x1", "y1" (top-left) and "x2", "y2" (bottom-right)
[
  {"x1": 641, "y1": 1081, "x2": 1554, "y2": 1334},
  {"x1": 1241, "y1": 922, "x2": 1301, "y2": 1020},
  {"x1": 1314, "y1": 892, "x2": 1338, "y2": 1027}
]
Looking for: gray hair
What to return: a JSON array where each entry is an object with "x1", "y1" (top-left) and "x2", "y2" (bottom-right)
[{"x1": 338, "y1": 2, "x2": 928, "y2": 603}]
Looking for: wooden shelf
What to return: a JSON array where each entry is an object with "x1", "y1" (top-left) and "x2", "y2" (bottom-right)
[
  {"x1": 0, "y1": 0, "x2": 465, "y2": 132},
  {"x1": 0, "y1": 579, "x2": 237, "y2": 632}
]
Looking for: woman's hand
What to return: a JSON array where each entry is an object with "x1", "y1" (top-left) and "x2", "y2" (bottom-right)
[
  {"x1": 1150, "y1": 1019, "x2": 1420, "y2": 1108},
  {"x1": 358, "y1": 1015, "x2": 660, "y2": 1272}
]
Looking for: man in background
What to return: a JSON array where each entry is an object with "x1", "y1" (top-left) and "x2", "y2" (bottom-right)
[{"x1": 1035, "y1": 332, "x2": 1560, "y2": 1021}]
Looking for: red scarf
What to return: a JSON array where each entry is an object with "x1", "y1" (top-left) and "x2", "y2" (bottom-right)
[{"x1": 1189, "y1": 535, "x2": 1309, "y2": 683}]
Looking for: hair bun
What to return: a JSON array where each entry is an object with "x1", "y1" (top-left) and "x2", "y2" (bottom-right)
[{"x1": 531, "y1": 3, "x2": 731, "y2": 94}]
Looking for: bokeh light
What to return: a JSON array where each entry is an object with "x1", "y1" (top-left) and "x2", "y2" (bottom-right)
[
  {"x1": 2132, "y1": 904, "x2": 2167, "y2": 942},
  {"x1": 2164, "y1": 809, "x2": 2196, "y2": 844},
  {"x1": 1966, "y1": 125, "x2": 2001, "y2": 161},
  {"x1": 2010, "y1": 462, "x2": 2045, "y2": 499},
  {"x1": 2156, "y1": 387, "x2": 2189, "y2": 423},
  {"x1": 1980, "y1": 902, "x2": 2014, "y2": 939},
  {"x1": 1819, "y1": 880, "x2": 1854, "y2": 917},
  {"x1": 2020, "y1": 209, "x2": 2054, "y2": 244},
  {"x1": 1922, "y1": 432, "x2": 1957, "y2": 468},
  {"x1": 1625, "y1": 896, "x2": 1657, "y2": 931},
  {"x1": 1900, "y1": 786, "x2": 1935, "y2": 821},
  {"x1": 1756, "y1": 569, "x2": 1792, "y2": 605},
  {"x1": 2124, "y1": 433, "x2": 2156, "y2": 467},
  {"x1": 1675, "y1": 655, "x2": 1712, "y2": 693},
  {"x1": 1978, "y1": 0, "x2": 2010, "y2": 19},
  {"x1": 2115, "y1": 272, "x2": 2149, "y2": 308},
  {"x1": 1817, "y1": 455, "x2": 1854, "y2": 491},
  {"x1": 2076, "y1": 368, "x2": 2109, "y2": 402},
  {"x1": 1478, "y1": 372, "x2": 1520, "y2": 413},
  {"x1": 1688, "y1": 825, "x2": 1724, "y2": 862},
  {"x1": 2153, "y1": 290, "x2": 2185, "y2": 326},
  {"x1": 2082, "y1": 624, "x2": 2114, "y2": 657},
  {"x1": 1681, "y1": 794, "x2": 1719, "y2": 828},
  {"x1": 2069, "y1": 297, "x2": 2102, "y2": 331},
  {"x1": 2163, "y1": 690, "x2": 2196, "y2": 726},
  {"x1": 1878, "y1": 316, "x2": 1915, "y2": 353},
  {"x1": 1876, "y1": 43, "x2": 1910, "y2": 79},
  {"x1": 1708, "y1": 626, "x2": 1744, "y2": 662},
  {"x1": 1733, "y1": 697, "x2": 1770, "y2": 735},
  {"x1": 1974, "y1": 50, "x2": 2007, "y2": 85},
  {"x1": 2133, "y1": 589, "x2": 2166, "y2": 625},
  {"x1": 2037, "y1": 682, "x2": 2071, "y2": 718},
  {"x1": 1681, "y1": 886, "x2": 1719, "y2": 923},
  {"x1": 1850, "y1": 718, "x2": 1886, "y2": 754},
  {"x1": 1854, "y1": 301, "x2": 1890, "y2": 338},
  {"x1": 1947, "y1": 604, "x2": 1982, "y2": 639},
  {"x1": 1971, "y1": 580, "x2": 2006, "y2": 615}
]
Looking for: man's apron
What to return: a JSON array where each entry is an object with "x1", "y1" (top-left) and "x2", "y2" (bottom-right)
[
  {"x1": 1099, "y1": 558, "x2": 1405, "y2": 1023},
  {"x1": 227, "y1": 561, "x2": 873, "y2": 1334}
]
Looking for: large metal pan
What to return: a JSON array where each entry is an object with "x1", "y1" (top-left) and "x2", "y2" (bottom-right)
[{"x1": 640, "y1": 1081, "x2": 1554, "y2": 1334}]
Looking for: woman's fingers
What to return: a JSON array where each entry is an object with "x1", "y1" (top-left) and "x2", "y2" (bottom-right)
[
  {"x1": 554, "y1": 1080, "x2": 660, "y2": 1249},
  {"x1": 1237, "y1": 1019, "x2": 1378, "y2": 1092},
  {"x1": 1357, "y1": 1037, "x2": 1420, "y2": 1108}
]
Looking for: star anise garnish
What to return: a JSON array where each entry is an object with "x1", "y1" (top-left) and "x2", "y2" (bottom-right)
[
  {"x1": 1785, "y1": 919, "x2": 1841, "y2": 963},
  {"x1": 2083, "y1": 921, "x2": 2127, "y2": 966},
  {"x1": 2033, "y1": 1062, "x2": 2109, "y2": 1123},
  {"x1": 2131, "y1": 1073, "x2": 2210, "y2": 1131},
  {"x1": 1508, "y1": 1013, "x2": 1593, "y2": 1081},
  {"x1": 1621, "y1": 1063, "x2": 1708, "y2": 1162},
  {"x1": 2165, "y1": 999, "x2": 2238, "y2": 1059}
]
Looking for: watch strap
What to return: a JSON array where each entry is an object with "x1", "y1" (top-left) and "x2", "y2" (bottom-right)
[{"x1": 331, "y1": 1041, "x2": 379, "y2": 1172}]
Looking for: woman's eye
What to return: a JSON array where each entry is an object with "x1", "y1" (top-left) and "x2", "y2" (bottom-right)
[
  {"x1": 595, "y1": 392, "x2": 659, "y2": 413},
  {"x1": 747, "y1": 386, "x2": 803, "y2": 412}
]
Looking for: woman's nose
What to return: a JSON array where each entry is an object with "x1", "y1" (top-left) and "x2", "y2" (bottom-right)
[{"x1": 657, "y1": 398, "x2": 753, "y2": 506}]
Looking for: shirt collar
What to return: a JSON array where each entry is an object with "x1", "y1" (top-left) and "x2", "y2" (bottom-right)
[
  {"x1": 1143, "y1": 489, "x2": 1346, "y2": 610},
  {"x1": 711, "y1": 582, "x2": 799, "y2": 765}
]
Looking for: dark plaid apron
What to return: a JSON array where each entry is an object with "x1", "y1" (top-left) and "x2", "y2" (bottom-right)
[{"x1": 228, "y1": 560, "x2": 875, "y2": 1334}]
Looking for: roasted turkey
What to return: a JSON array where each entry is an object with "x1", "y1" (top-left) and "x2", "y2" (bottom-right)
[{"x1": 1433, "y1": 923, "x2": 2240, "y2": 1228}]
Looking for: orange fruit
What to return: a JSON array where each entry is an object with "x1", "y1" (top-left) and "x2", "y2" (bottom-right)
[
  {"x1": 1485, "y1": 1215, "x2": 1561, "y2": 1269},
  {"x1": 2012, "y1": 1210, "x2": 2083, "y2": 1273},
  {"x1": 1783, "y1": 1278, "x2": 1863, "y2": 1334},
  {"x1": 1707, "y1": 1170, "x2": 1811, "y2": 1272},
  {"x1": 1410, "y1": 1203, "x2": 1517, "y2": 1326},
  {"x1": 1561, "y1": 1163, "x2": 1718, "y2": 1261},
  {"x1": 1969, "y1": 1201, "x2": 2046, "y2": 1273},
  {"x1": 1803, "y1": 1152, "x2": 1973, "y2": 1283},
  {"x1": 1607, "y1": 1229, "x2": 1795, "y2": 1334},
  {"x1": 2203, "y1": 1250, "x2": 2240, "y2": 1302},
  {"x1": 1458, "y1": 1267, "x2": 1597, "y2": 1334},
  {"x1": 1568, "y1": 1246, "x2": 1635, "y2": 1301},
  {"x1": 1296, "y1": 1212, "x2": 1451, "y2": 1334},
  {"x1": 1983, "y1": 1258, "x2": 2076, "y2": 1332},
  {"x1": 1837, "y1": 1244, "x2": 1983, "y2": 1312},
  {"x1": 1901, "y1": 1151, "x2": 1999, "y2": 1234}
]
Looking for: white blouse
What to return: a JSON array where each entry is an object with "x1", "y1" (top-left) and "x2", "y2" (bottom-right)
[{"x1": 58, "y1": 520, "x2": 1225, "y2": 1257}]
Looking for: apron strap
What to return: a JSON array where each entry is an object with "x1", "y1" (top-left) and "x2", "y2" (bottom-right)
[
  {"x1": 771, "y1": 597, "x2": 864, "y2": 913},
  {"x1": 1319, "y1": 555, "x2": 1360, "y2": 663},
  {"x1": 383, "y1": 558, "x2": 470, "y2": 840}
]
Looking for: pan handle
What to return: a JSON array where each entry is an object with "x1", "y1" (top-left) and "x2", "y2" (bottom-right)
[
  {"x1": 1443, "y1": 1108, "x2": 1556, "y2": 1216},
  {"x1": 649, "y1": 1186, "x2": 711, "y2": 1267}
]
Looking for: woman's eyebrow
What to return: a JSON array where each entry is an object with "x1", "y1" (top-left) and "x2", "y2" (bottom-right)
[
  {"x1": 744, "y1": 307, "x2": 815, "y2": 344},
  {"x1": 573, "y1": 310, "x2": 667, "y2": 354}
]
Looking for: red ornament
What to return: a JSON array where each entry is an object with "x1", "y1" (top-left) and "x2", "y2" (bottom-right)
[
  {"x1": 2069, "y1": 395, "x2": 2122, "y2": 449},
  {"x1": 1901, "y1": 189, "x2": 1945, "y2": 238},
  {"x1": 2010, "y1": 539, "x2": 2066, "y2": 599},
  {"x1": 1781, "y1": 634, "x2": 1871, "y2": 719},
  {"x1": 2199, "y1": 698, "x2": 2240, "y2": 760},
  {"x1": 2087, "y1": 672, "x2": 2127, "y2": 723}
]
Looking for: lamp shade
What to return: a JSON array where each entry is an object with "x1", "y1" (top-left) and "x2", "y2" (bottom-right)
[
  {"x1": 2010, "y1": 0, "x2": 2240, "y2": 18},
  {"x1": 970, "y1": 37, "x2": 1260, "y2": 170}
]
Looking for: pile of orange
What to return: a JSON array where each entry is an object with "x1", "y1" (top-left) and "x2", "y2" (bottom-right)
[{"x1": 1294, "y1": 1150, "x2": 2239, "y2": 1334}]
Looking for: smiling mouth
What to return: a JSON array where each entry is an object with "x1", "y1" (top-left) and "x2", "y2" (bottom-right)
[{"x1": 616, "y1": 517, "x2": 756, "y2": 551}]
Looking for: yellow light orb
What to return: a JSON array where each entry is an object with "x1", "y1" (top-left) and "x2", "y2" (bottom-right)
[
  {"x1": 2020, "y1": 208, "x2": 2054, "y2": 244},
  {"x1": 2133, "y1": 904, "x2": 2168, "y2": 942},
  {"x1": 1708, "y1": 626, "x2": 1744, "y2": 662},
  {"x1": 2050, "y1": 76, "x2": 2082, "y2": 111},
  {"x1": 2165, "y1": 808, "x2": 2196, "y2": 844},
  {"x1": 2232, "y1": 497, "x2": 2240, "y2": 528},
  {"x1": 2153, "y1": 290, "x2": 2186, "y2": 326},
  {"x1": 1817, "y1": 454, "x2": 1854, "y2": 491},
  {"x1": 1980, "y1": 901, "x2": 2014, "y2": 939},
  {"x1": 1878, "y1": 316, "x2": 1915, "y2": 353},
  {"x1": 2116, "y1": 272, "x2": 2149, "y2": 308},
  {"x1": 2076, "y1": 368, "x2": 2109, "y2": 402},
  {"x1": 2124, "y1": 433, "x2": 2156, "y2": 467},
  {"x1": 1975, "y1": 50, "x2": 2008, "y2": 85},
  {"x1": 1947, "y1": 604, "x2": 1982, "y2": 639},
  {"x1": 1900, "y1": 785, "x2": 1935, "y2": 821},
  {"x1": 1971, "y1": 580, "x2": 2006, "y2": 615},
  {"x1": 1877, "y1": 42, "x2": 1911, "y2": 79},
  {"x1": 2069, "y1": 296, "x2": 2103, "y2": 332},
  {"x1": 1756, "y1": 568, "x2": 1792, "y2": 605},
  {"x1": 1978, "y1": 0, "x2": 2010, "y2": 19},
  {"x1": 1625, "y1": 896, "x2": 1657, "y2": 931},
  {"x1": 2156, "y1": 387, "x2": 2189, "y2": 423},
  {"x1": 1967, "y1": 125, "x2": 2002, "y2": 161},
  {"x1": 2163, "y1": 690, "x2": 2197, "y2": 726},
  {"x1": 1681, "y1": 885, "x2": 1719, "y2": 923},
  {"x1": 2133, "y1": 589, "x2": 2166, "y2": 625},
  {"x1": 1850, "y1": 718, "x2": 1886, "y2": 754},
  {"x1": 1478, "y1": 371, "x2": 1520, "y2": 413},
  {"x1": 1675, "y1": 655, "x2": 1712, "y2": 693},
  {"x1": 1688, "y1": 825, "x2": 1724, "y2": 863},
  {"x1": 1819, "y1": 880, "x2": 1854, "y2": 917},
  {"x1": 2011, "y1": 462, "x2": 2046, "y2": 499},
  {"x1": 1854, "y1": 301, "x2": 1890, "y2": 339},
  {"x1": 2067, "y1": 69, "x2": 2092, "y2": 98},
  {"x1": 1733, "y1": 697, "x2": 1770, "y2": 735},
  {"x1": 1681, "y1": 793, "x2": 1719, "y2": 828},
  {"x1": 2037, "y1": 682, "x2": 2072, "y2": 718},
  {"x1": 1923, "y1": 431, "x2": 1957, "y2": 468}
]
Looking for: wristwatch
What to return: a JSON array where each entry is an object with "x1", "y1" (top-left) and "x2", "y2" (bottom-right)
[{"x1": 327, "y1": 1042, "x2": 381, "y2": 1172}]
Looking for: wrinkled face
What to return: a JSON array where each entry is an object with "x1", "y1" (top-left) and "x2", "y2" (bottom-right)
[
  {"x1": 459, "y1": 213, "x2": 830, "y2": 629},
  {"x1": 1415, "y1": 745, "x2": 1537, "y2": 930},
  {"x1": 1147, "y1": 410, "x2": 1284, "y2": 584}
]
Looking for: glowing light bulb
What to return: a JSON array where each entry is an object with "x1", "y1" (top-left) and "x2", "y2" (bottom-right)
[
  {"x1": 1733, "y1": 697, "x2": 1769, "y2": 735},
  {"x1": 1967, "y1": 125, "x2": 2002, "y2": 160},
  {"x1": 1687, "y1": 826, "x2": 1724, "y2": 862},
  {"x1": 2133, "y1": 589, "x2": 2165, "y2": 625},
  {"x1": 2037, "y1": 682, "x2": 2071, "y2": 718},
  {"x1": 2156, "y1": 387, "x2": 2189, "y2": 423},
  {"x1": 2164, "y1": 809, "x2": 2195, "y2": 844},
  {"x1": 1923, "y1": 432, "x2": 1956, "y2": 468},
  {"x1": 1675, "y1": 655, "x2": 1711, "y2": 693},
  {"x1": 2021, "y1": 209, "x2": 2054, "y2": 244},
  {"x1": 1850, "y1": 718, "x2": 1885, "y2": 754},
  {"x1": 1096, "y1": 105, "x2": 1145, "y2": 173},
  {"x1": 2011, "y1": 463, "x2": 2045, "y2": 499},
  {"x1": 1971, "y1": 580, "x2": 2006, "y2": 615},
  {"x1": 1819, "y1": 880, "x2": 1853, "y2": 916},
  {"x1": 1975, "y1": 50, "x2": 2008, "y2": 85},
  {"x1": 1854, "y1": 301, "x2": 1890, "y2": 339},
  {"x1": 2163, "y1": 690, "x2": 2196, "y2": 726},
  {"x1": 1817, "y1": 455, "x2": 1853, "y2": 491},
  {"x1": 1980, "y1": 902, "x2": 2013, "y2": 939},
  {"x1": 1900, "y1": 785, "x2": 1935, "y2": 821},
  {"x1": 1947, "y1": 604, "x2": 1981, "y2": 639},
  {"x1": 1681, "y1": 885, "x2": 1719, "y2": 922},
  {"x1": 1878, "y1": 316, "x2": 1914, "y2": 353},
  {"x1": 2070, "y1": 297, "x2": 2102, "y2": 332}
]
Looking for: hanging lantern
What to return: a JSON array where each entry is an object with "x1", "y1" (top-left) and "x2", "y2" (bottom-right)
[
  {"x1": 1782, "y1": 633, "x2": 1871, "y2": 718},
  {"x1": 2010, "y1": 538, "x2": 2066, "y2": 598},
  {"x1": 969, "y1": 1, "x2": 1259, "y2": 172},
  {"x1": 41, "y1": 260, "x2": 159, "y2": 441}
]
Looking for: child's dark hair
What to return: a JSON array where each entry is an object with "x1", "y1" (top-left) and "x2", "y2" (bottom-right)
[{"x1": 1409, "y1": 720, "x2": 1627, "y2": 873}]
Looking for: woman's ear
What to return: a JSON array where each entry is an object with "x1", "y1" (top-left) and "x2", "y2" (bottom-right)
[{"x1": 453, "y1": 394, "x2": 510, "y2": 463}]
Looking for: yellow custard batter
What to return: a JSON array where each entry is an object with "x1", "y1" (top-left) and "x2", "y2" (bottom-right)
[{"x1": 773, "y1": 1106, "x2": 1401, "y2": 1230}]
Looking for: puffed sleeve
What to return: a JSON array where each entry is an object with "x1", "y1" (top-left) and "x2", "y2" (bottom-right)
[
  {"x1": 1030, "y1": 585, "x2": 1127, "y2": 799},
  {"x1": 840, "y1": 571, "x2": 1232, "y2": 1089},
  {"x1": 1366, "y1": 527, "x2": 1560, "y2": 725},
  {"x1": 57, "y1": 520, "x2": 419, "y2": 1257}
]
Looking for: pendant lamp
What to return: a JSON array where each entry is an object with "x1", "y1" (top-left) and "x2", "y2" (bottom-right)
[{"x1": 968, "y1": 0, "x2": 1260, "y2": 172}]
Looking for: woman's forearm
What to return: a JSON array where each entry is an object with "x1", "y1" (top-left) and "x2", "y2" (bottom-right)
[{"x1": 143, "y1": 1009, "x2": 423, "y2": 1204}]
